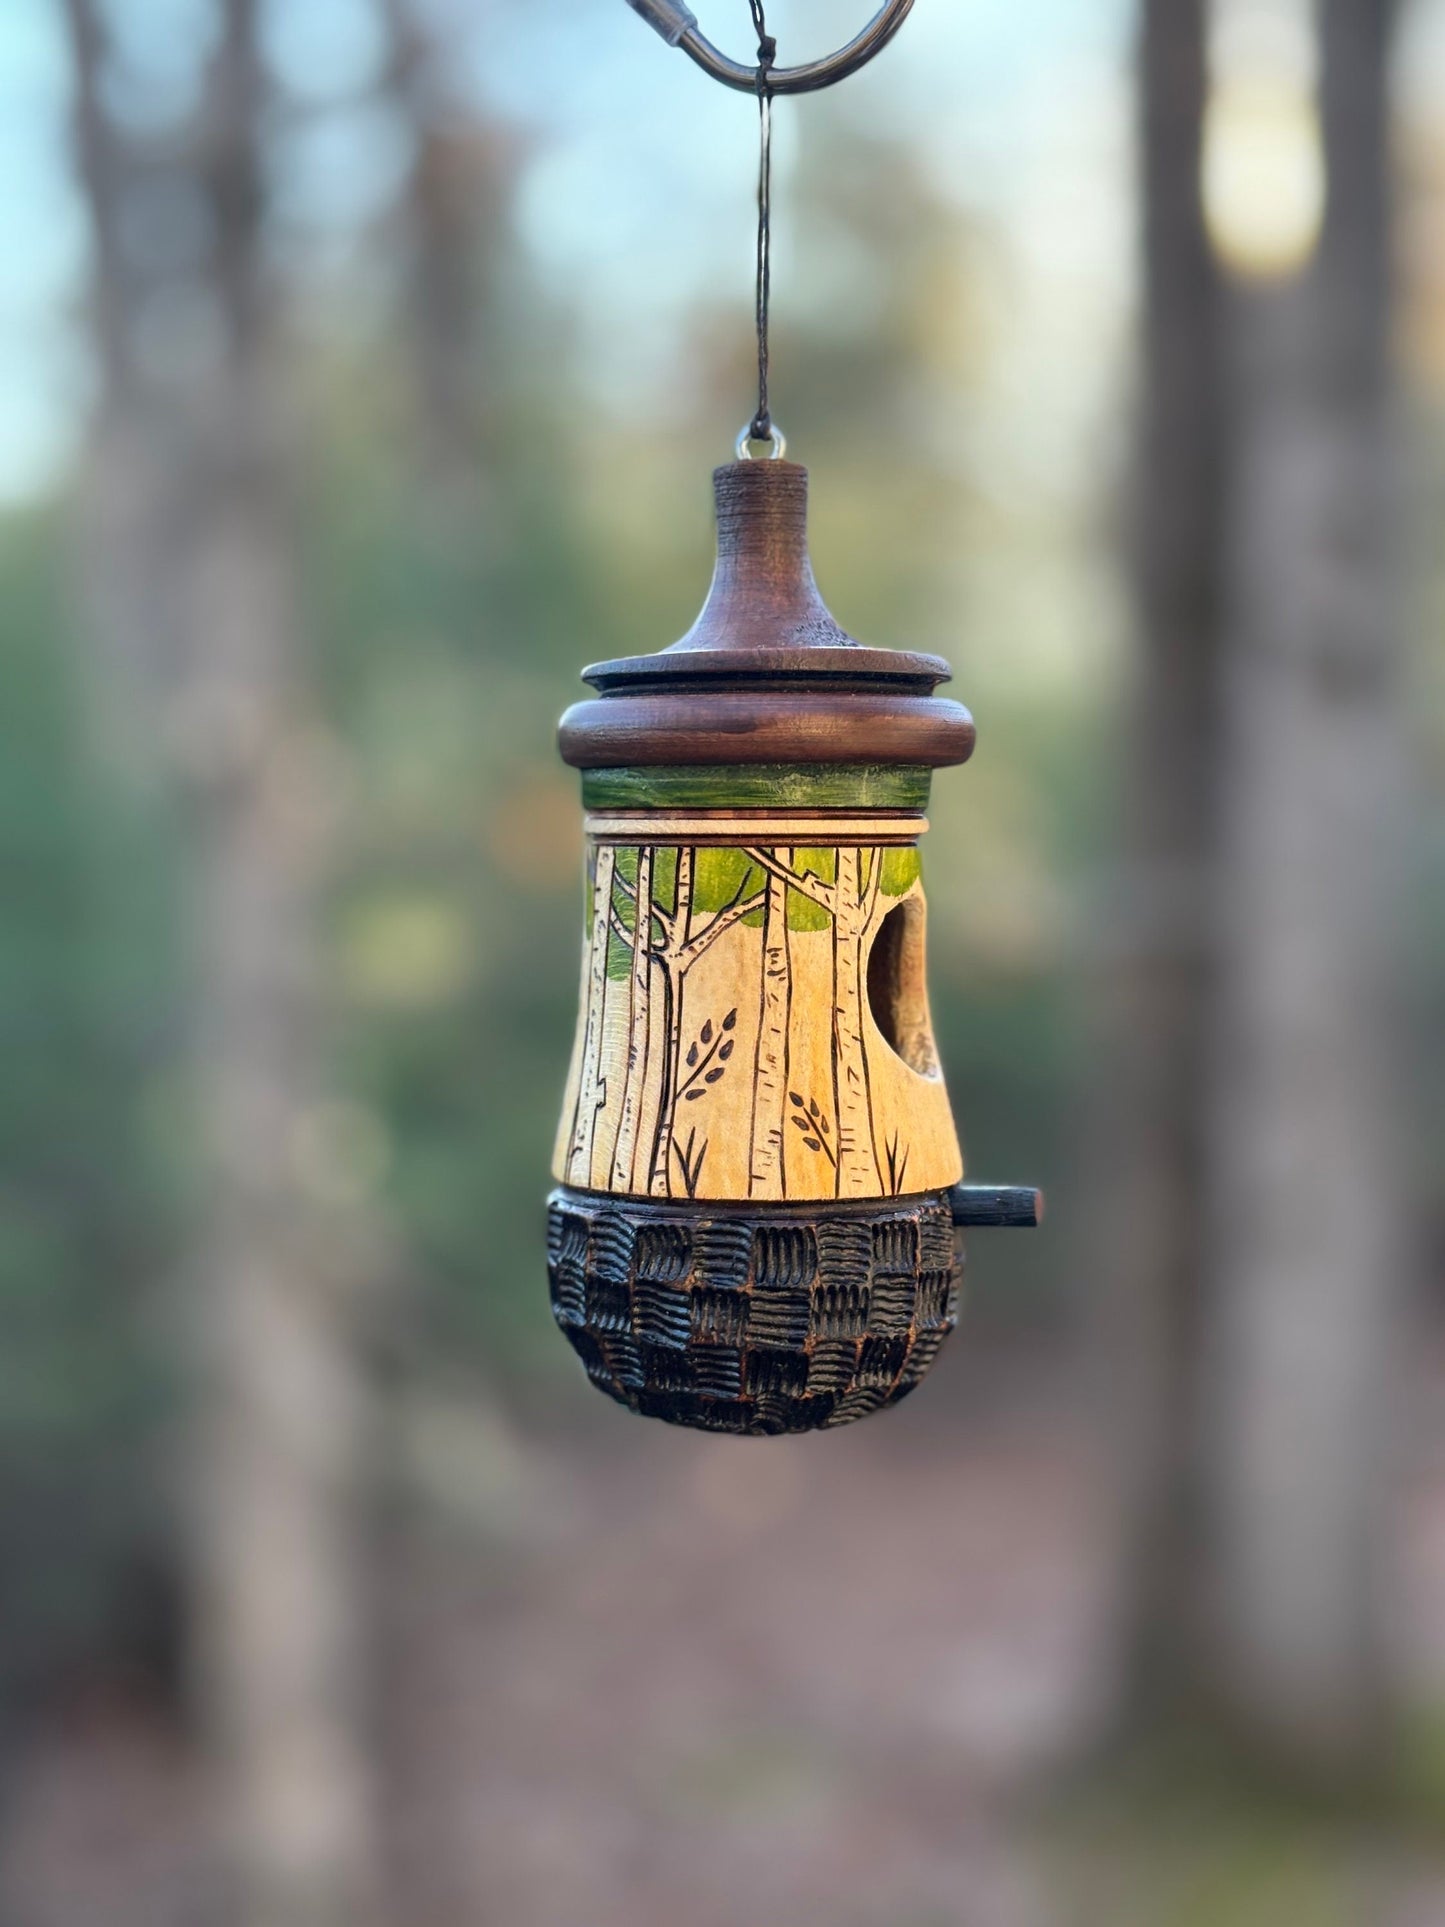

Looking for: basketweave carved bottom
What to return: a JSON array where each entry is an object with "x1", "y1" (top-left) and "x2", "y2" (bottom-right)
[{"x1": 546, "y1": 1185, "x2": 962, "y2": 1436}]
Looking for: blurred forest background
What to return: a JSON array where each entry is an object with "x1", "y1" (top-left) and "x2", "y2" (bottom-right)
[{"x1": 1, "y1": 0, "x2": 1444, "y2": 1923}]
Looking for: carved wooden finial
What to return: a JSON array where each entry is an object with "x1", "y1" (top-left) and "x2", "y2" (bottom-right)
[
  {"x1": 672, "y1": 462, "x2": 853, "y2": 654},
  {"x1": 557, "y1": 460, "x2": 976, "y2": 770}
]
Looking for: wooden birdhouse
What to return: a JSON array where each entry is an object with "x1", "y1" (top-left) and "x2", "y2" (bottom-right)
[{"x1": 547, "y1": 458, "x2": 1037, "y2": 1434}]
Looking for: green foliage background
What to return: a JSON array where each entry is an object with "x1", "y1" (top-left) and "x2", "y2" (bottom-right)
[{"x1": 2, "y1": 60, "x2": 1442, "y2": 1745}]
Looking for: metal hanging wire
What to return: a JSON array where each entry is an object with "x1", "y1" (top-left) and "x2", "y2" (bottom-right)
[
  {"x1": 626, "y1": 0, "x2": 916, "y2": 456},
  {"x1": 744, "y1": 0, "x2": 776, "y2": 452}
]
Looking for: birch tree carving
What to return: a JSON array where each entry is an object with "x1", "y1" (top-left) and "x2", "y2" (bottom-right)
[
  {"x1": 558, "y1": 840, "x2": 938, "y2": 1203},
  {"x1": 832, "y1": 848, "x2": 885, "y2": 1196},
  {"x1": 744, "y1": 847, "x2": 888, "y2": 1198},
  {"x1": 608, "y1": 845, "x2": 655, "y2": 1191},
  {"x1": 645, "y1": 846, "x2": 693, "y2": 1191},
  {"x1": 642, "y1": 850, "x2": 764, "y2": 1196},
  {"x1": 565, "y1": 841, "x2": 617, "y2": 1183},
  {"x1": 561, "y1": 846, "x2": 764, "y2": 1195},
  {"x1": 748, "y1": 851, "x2": 793, "y2": 1194},
  {"x1": 555, "y1": 838, "x2": 952, "y2": 1205}
]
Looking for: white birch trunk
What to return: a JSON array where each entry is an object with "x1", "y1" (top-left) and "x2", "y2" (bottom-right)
[
  {"x1": 568, "y1": 842, "x2": 617, "y2": 1184},
  {"x1": 833, "y1": 850, "x2": 880, "y2": 1197},
  {"x1": 749, "y1": 856, "x2": 792, "y2": 1197},
  {"x1": 649, "y1": 847, "x2": 693, "y2": 1196},
  {"x1": 609, "y1": 846, "x2": 654, "y2": 1194}
]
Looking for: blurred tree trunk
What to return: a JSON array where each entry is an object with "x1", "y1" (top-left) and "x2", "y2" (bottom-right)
[
  {"x1": 1114, "y1": 0, "x2": 1407, "y2": 1771},
  {"x1": 1104, "y1": 0, "x2": 1225, "y2": 1698},
  {"x1": 382, "y1": 0, "x2": 489, "y2": 487},
  {"x1": 63, "y1": 1, "x2": 380, "y2": 1918},
  {"x1": 1203, "y1": 0, "x2": 1405, "y2": 1763},
  {"x1": 60, "y1": 0, "x2": 180, "y2": 730},
  {"x1": 186, "y1": 7, "x2": 379, "y2": 1920}
]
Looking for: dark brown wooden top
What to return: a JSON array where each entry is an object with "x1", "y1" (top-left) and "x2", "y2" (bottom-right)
[
  {"x1": 671, "y1": 460, "x2": 867, "y2": 654},
  {"x1": 558, "y1": 690, "x2": 975, "y2": 769},
  {"x1": 558, "y1": 460, "x2": 976, "y2": 771}
]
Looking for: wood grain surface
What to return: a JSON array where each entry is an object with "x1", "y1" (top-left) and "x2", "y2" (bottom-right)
[{"x1": 553, "y1": 825, "x2": 962, "y2": 1205}]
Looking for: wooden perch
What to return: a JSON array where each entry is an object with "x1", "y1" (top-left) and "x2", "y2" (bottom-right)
[{"x1": 949, "y1": 1185, "x2": 1043, "y2": 1229}]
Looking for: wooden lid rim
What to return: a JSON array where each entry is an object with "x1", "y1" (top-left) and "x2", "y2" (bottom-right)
[{"x1": 558, "y1": 691, "x2": 976, "y2": 770}]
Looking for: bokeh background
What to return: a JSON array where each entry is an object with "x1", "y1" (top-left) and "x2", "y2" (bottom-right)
[{"x1": 1, "y1": 0, "x2": 1444, "y2": 1922}]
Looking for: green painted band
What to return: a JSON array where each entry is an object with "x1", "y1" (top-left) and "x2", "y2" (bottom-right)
[{"x1": 581, "y1": 764, "x2": 935, "y2": 812}]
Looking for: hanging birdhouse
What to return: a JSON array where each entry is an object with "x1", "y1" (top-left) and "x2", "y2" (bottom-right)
[
  {"x1": 547, "y1": 457, "x2": 1037, "y2": 1434},
  {"x1": 545, "y1": 1, "x2": 1037, "y2": 1435}
]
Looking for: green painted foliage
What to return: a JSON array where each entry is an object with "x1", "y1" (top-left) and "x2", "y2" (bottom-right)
[
  {"x1": 606, "y1": 918, "x2": 631, "y2": 981},
  {"x1": 880, "y1": 846, "x2": 922, "y2": 897},
  {"x1": 591, "y1": 843, "x2": 918, "y2": 943},
  {"x1": 604, "y1": 847, "x2": 638, "y2": 978},
  {"x1": 787, "y1": 848, "x2": 837, "y2": 931},
  {"x1": 582, "y1": 764, "x2": 934, "y2": 812},
  {"x1": 694, "y1": 847, "x2": 766, "y2": 923},
  {"x1": 654, "y1": 845, "x2": 679, "y2": 916}
]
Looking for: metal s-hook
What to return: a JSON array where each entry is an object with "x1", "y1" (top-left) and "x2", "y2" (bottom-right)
[{"x1": 625, "y1": 0, "x2": 915, "y2": 95}]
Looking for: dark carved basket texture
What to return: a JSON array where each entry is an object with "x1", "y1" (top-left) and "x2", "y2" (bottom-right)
[{"x1": 546, "y1": 1187, "x2": 962, "y2": 1436}]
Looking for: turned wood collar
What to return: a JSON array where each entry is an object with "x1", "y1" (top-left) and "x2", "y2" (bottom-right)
[{"x1": 558, "y1": 461, "x2": 976, "y2": 771}]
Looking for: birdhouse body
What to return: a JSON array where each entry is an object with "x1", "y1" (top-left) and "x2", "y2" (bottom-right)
[
  {"x1": 549, "y1": 462, "x2": 983, "y2": 1435},
  {"x1": 553, "y1": 774, "x2": 961, "y2": 1205}
]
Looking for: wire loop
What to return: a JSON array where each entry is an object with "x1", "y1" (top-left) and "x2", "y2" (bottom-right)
[{"x1": 626, "y1": 0, "x2": 915, "y2": 95}]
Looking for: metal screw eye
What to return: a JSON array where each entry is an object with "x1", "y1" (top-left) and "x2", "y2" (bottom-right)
[{"x1": 735, "y1": 422, "x2": 788, "y2": 461}]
